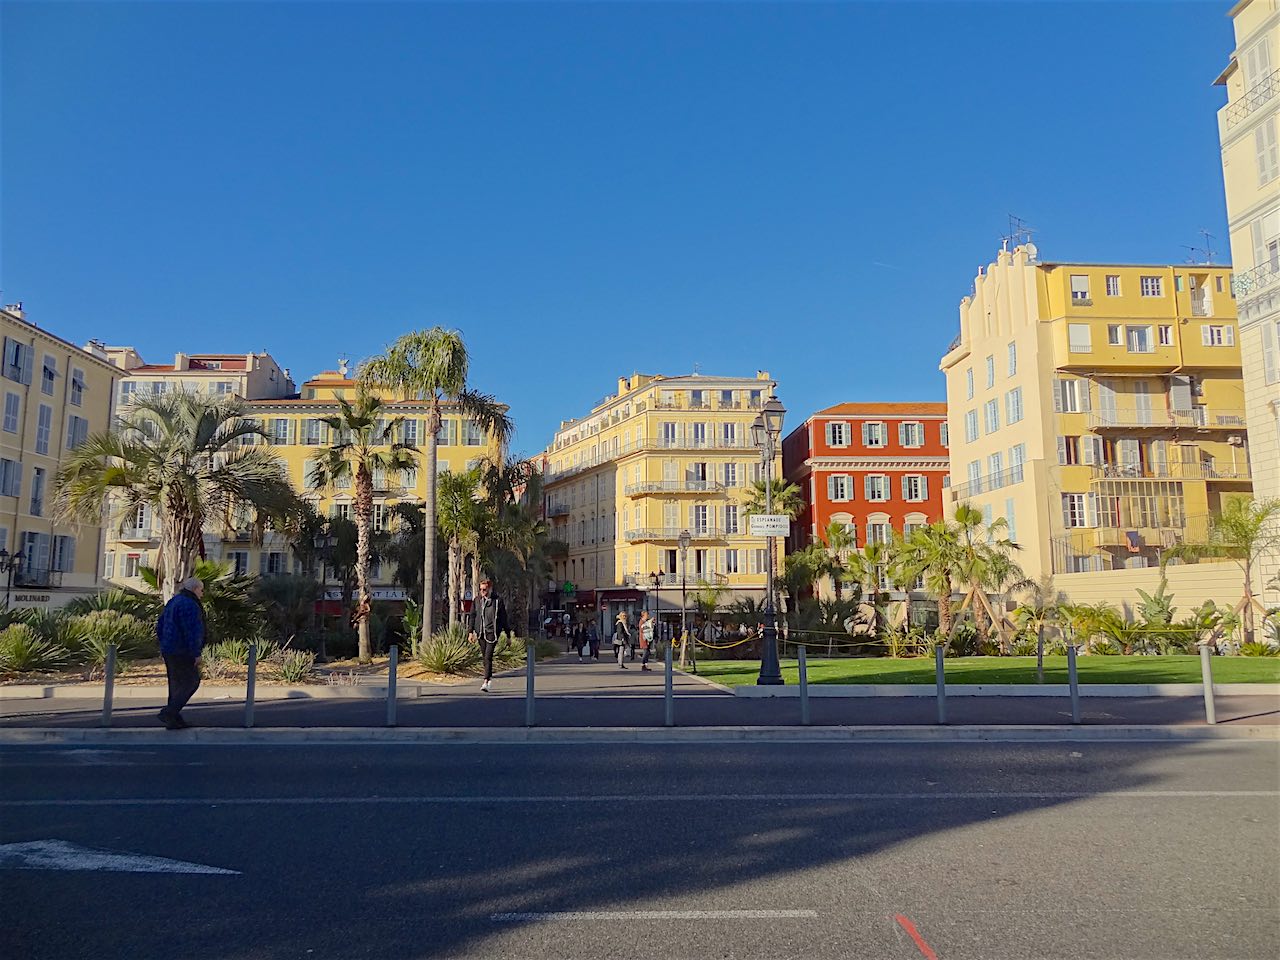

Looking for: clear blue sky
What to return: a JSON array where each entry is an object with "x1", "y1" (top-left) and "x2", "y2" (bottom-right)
[{"x1": 1, "y1": 1, "x2": 1236, "y2": 455}]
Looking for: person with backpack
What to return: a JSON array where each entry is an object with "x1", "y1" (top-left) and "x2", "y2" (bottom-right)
[{"x1": 612, "y1": 612, "x2": 631, "y2": 669}]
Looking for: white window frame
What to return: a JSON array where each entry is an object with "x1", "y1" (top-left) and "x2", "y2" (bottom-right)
[
  {"x1": 965, "y1": 368, "x2": 974, "y2": 400},
  {"x1": 2, "y1": 393, "x2": 18, "y2": 433},
  {"x1": 1139, "y1": 276, "x2": 1164, "y2": 298},
  {"x1": 899, "y1": 421, "x2": 924, "y2": 447},
  {"x1": 1126, "y1": 325, "x2": 1154, "y2": 354},
  {"x1": 1068, "y1": 323, "x2": 1092, "y2": 353},
  {"x1": 1007, "y1": 342, "x2": 1017, "y2": 376},
  {"x1": 1070, "y1": 274, "x2": 1091, "y2": 303},
  {"x1": 825, "y1": 421, "x2": 850, "y2": 447},
  {"x1": 1005, "y1": 387, "x2": 1023, "y2": 425},
  {"x1": 964, "y1": 410, "x2": 979, "y2": 443},
  {"x1": 1201, "y1": 324, "x2": 1235, "y2": 347},
  {"x1": 828, "y1": 474, "x2": 852, "y2": 503},
  {"x1": 985, "y1": 355, "x2": 995, "y2": 388},
  {"x1": 864, "y1": 474, "x2": 890, "y2": 502},
  {"x1": 1159, "y1": 325, "x2": 1173, "y2": 346},
  {"x1": 1105, "y1": 275, "x2": 1121, "y2": 297},
  {"x1": 983, "y1": 398, "x2": 1000, "y2": 434}
]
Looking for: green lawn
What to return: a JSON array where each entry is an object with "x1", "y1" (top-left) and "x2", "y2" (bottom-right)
[{"x1": 691, "y1": 655, "x2": 1280, "y2": 686}]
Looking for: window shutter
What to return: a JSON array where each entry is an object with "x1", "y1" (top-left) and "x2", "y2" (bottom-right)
[
  {"x1": 861, "y1": 422, "x2": 871, "y2": 446},
  {"x1": 1264, "y1": 322, "x2": 1278, "y2": 384},
  {"x1": 1061, "y1": 495, "x2": 1072, "y2": 527},
  {"x1": 1201, "y1": 325, "x2": 1212, "y2": 346},
  {"x1": 825, "y1": 422, "x2": 834, "y2": 445},
  {"x1": 898, "y1": 423, "x2": 908, "y2": 446},
  {"x1": 1151, "y1": 440, "x2": 1168, "y2": 471},
  {"x1": 864, "y1": 476, "x2": 873, "y2": 500},
  {"x1": 1085, "y1": 493, "x2": 1098, "y2": 529},
  {"x1": 1081, "y1": 435, "x2": 1096, "y2": 465},
  {"x1": 1226, "y1": 325, "x2": 1235, "y2": 346},
  {"x1": 259, "y1": 552, "x2": 268, "y2": 575},
  {"x1": 901, "y1": 476, "x2": 909, "y2": 500},
  {"x1": 921, "y1": 476, "x2": 929, "y2": 500},
  {"x1": 1053, "y1": 380, "x2": 1063, "y2": 413},
  {"x1": 1080, "y1": 381, "x2": 1091, "y2": 411},
  {"x1": 1056, "y1": 437, "x2": 1067, "y2": 465},
  {"x1": 19, "y1": 347, "x2": 32, "y2": 386},
  {"x1": 827, "y1": 476, "x2": 837, "y2": 501}
]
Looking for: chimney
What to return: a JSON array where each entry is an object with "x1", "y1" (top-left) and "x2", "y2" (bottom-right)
[{"x1": 174, "y1": 353, "x2": 190, "y2": 371}]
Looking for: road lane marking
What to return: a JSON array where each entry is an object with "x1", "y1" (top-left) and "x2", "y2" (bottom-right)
[
  {"x1": 1, "y1": 789, "x2": 1275, "y2": 807},
  {"x1": 894, "y1": 914, "x2": 938, "y2": 959},
  {"x1": 491, "y1": 910, "x2": 818, "y2": 921},
  {"x1": 0, "y1": 839, "x2": 238, "y2": 874}
]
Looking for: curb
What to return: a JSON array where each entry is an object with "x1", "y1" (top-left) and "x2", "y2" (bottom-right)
[
  {"x1": 731, "y1": 683, "x2": 1280, "y2": 698},
  {"x1": 1, "y1": 725, "x2": 1277, "y2": 745},
  {"x1": 0, "y1": 683, "x2": 432, "y2": 701}
]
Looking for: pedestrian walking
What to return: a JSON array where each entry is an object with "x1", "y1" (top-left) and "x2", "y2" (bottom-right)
[
  {"x1": 612, "y1": 612, "x2": 631, "y2": 669},
  {"x1": 468, "y1": 577, "x2": 509, "y2": 693},
  {"x1": 638, "y1": 610, "x2": 655, "y2": 672},
  {"x1": 587, "y1": 621, "x2": 600, "y2": 660},
  {"x1": 156, "y1": 577, "x2": 206, "y2": 730}
]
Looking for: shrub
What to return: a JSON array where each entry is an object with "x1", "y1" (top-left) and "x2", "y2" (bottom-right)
[
  {"x1": 206, "y1": 639, "x2": 251, "y2": 665},
  {"x1": 1239, "y1": 641, "x2": 1280, "y2": 658},
  {"x1": 19, "y1": 610, "x2": 89, "y2": 656},
  {"x1": 416, "y1": 624, "x2": 480, "y2": 674},
  {"x1": 201, "y1": 656, "x2": 235, "y2": 681},
  {"x1": 275, "y1": 650, "x2": 315, "y2": 683},
  {"x1": 1088, "y1": 638, "x2": 1121, "y2": 655},
  {"x1": 73, "y1": 610, "x2": 156, "y2": 660},
  {"x1": 0, "y1": 624, "x2": 70, "y2": 672}
]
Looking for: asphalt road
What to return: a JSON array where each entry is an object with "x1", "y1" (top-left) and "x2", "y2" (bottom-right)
[
  {"x1": 2, "y1": 740, "x2": 1278, "y2": 959},
  {"x1": 2, "y1": 657, "x2": 1277, "y2": 729}
]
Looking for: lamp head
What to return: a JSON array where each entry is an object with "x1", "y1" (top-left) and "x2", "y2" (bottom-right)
[
  {"x1": 750, "y1": 415, "x2": 765, "y2": 449},
  {"x1": 678, "y1": 530, "x2": 691, "y2": 551},
  {"x1": 762, "y1": 397, "x2": 786, "y2": 440}
]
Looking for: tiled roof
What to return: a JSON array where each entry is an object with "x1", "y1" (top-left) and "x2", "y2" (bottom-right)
[{"x1": 812, "y1": 402, "x2": 947, "y2": 417}]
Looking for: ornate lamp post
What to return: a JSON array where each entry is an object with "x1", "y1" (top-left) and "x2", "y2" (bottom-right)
[
  {"x1": 750, "y1": 397, "x2": 787, "y2": 686},
  {"x1": 312, "y1": 528, "x2": 338, "y2": 660},
  {"x1": 0, "y1": 548, "x2": 24, "y2": 609},
  {"x1": 678, "y1": 529, "x2": 691, "y2": 666},
  {"x1": 649, "y1": 570, "x2": 663, "y2": 650}
]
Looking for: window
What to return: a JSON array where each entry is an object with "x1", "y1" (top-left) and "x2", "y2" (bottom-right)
[
  {"x1": 0, "y1": 458, "x2": 20, "y2": 497},
  {"x1": 983, "y1": 399, "x2": 999, "y2": 434},
  {"x1": 2, "y1": 393, "x2": 18, "y2": 433},
  {"x1": 1159, "y1": 325, "x2": 1173, "y2": 346},
  {"x1": 825, "y1": 421, "x2": 849, "y2": 446},
  {"x1": 66, "y1": 415, "x2": 89, "y2": 449},
  {"x1": 902, "y1": 475, "x2": 929, "y2": 502},
  {"x1": 1126, "y1": 325, "x2": 1154, "y2": 353},
  {"x1": 1010, "y1": 443, "x2": 1026, "y2": 482},
  {"x1": 70, "y1": 368, "x2": 84, "y2": 406},
  {"x1": 1139, "y1": 276, "x2": 1164, "y2": 297},
  {"x1": 2, "y1": 338, "x2": 33, "y2": 384},
  {"x1": 862, "y1": 422, "x2": 887, "y2": 447},
  {"x1": 304, "y1": 419, "x2": 324, "y2": 445},
  {"x1": 1264, "y1": 320, "x2": 1280, "y2": 385},
  {"x1": 1107, "y1": 324, "x2": 1122, "y2": 346},
  {"x1": 985, "y1": 355, "x2": 995, "y2": 388},
  {"x1": 30, "y1": 467, "x2": 46, "y2": 517},
  {"x1": 965, "y1": 369, "x2": 974, "y2": 400},
  {"x1": 1057, "y1": 436, "x2": 1081, "y2": 466},
  {"x1": 899, "y1": 421, "x2": 924, "y2": 447},
  {"x1": 1215, "y1": 275, "x2": 1224, "y2": 294},
  {"x1": 1201, "y1": 324, "x2": 1236, "y2": 347},
  {"x1": 964, "y1": 410, "x2": 979, "y2": 443},
  {"x1": 35, "y1": 404, "x2": 51, "y2": 455},
  {"x1": 724, "y1": 505, "x2": 739, "y2": 534},
  {"x1": 1005, "y1": 387, "x2": 1023, "y2": 425},
  {"x1": 1007, "y1": 342, "x2": 1017, "y2": 376},
  {"x1": 261, "y1": 551, "x2": 287, "y2": 575},
  {"x1": 864, "y1": 475, "x2": 890, "y2": 501},
  {"x1": 1068, "y1": 323, "x2": 1092, "y2": 353},
  {"x1": 1175, "y1": 274, "x2": 1185, "y2": 293},
  {"x1": 660, "y1": 421, "x2": 678, "y2": 447},
  {"x1": 104, "y1": 551, "x2": 115, "y2": 578},
  {"x1": 724, "y1": 549, "x2": 739, "y2": 574},
  {"x1": 41, "y1": 355, "x2": 57, "y2": 396},
  {"x1": 462, "y1": 420, "x2": 484, "y2": 446},
  {"x1": 828, "y1": 475, "x2": 852, "y2": 502},
  {"x1": 967, "y1": 460, "x2": 981, "y2": 487},
  {"x1": 1105, "y1": 275, "x2": 1121, "y2": 297},
  {"x1": 940, "y1": 422, "x2": 949, "y2": 447},
  {"x1": 120, "y1": 381, "x2": 137, "y2": 404},
  {"x1": 723, "y1": 462, "x2": 739, "y2": 487},
  {"x1": 1062, "y1": 493, "x2": 1095, "y2": 528},
  {"x1": 988, "y1": 452, "x2": 1004, "y2": 485},
  {"x1": 720, "y1": 390, "x2": 735, "y2": 408},
  {"x1": 689, "y1": 390, "x2": 707, "y2": 409},
  {"x1": 216, "y1": 381, "x2": 233, "y2": 395},
  {"x1": 270, "y1": 419, "x2": 290, "y2": 445},
  {"x1": 228, "y1": 551, "x2": 249, "y2": 576},
  {"x1": 866, "y1": 521, "x2": 891, "y2": 545},
  {"x1": 721, "y1": 422, "x2": 738, "y2": 445},
  {"x1": 122, "y1": 554, "x2": 141, "y2": 579},
  {"x1": 1005, "y1": 499, "x2": 1017, "y2": 543},
  {"x1": 1257, "y1": 117, "x2": 1280, "y2": 185},
  {"x1": 1070, "y1": 275, "x2": 1091, "y2": 303},
  {"x1": 401, "y1": 419, "x2": 418, "y2": 447}
]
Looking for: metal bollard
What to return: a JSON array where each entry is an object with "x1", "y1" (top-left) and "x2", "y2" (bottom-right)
[
  {"x1": 386, "y1": 644, "x2": 398, "y2": 728},
  {"x1": 244, "y1": 642, "x2": 257, "y2": 728},
  {"x1": 525, "y1": 640, "x2": 536, "y2": 728},
  {"x1": 934, "y1": 645, "x2": 946, "y2": 725},
  {"x1": 101, "y1": 644, "x2": 117, "y2": 728},
  {"x1": 798, "y1": 646, "x2": 810, "y2": 726},
  {"x1": 664, "y1": 643, "x2": 674, "y2": 727},
  {"x1": 1067, "y1": 644, "x2": 1081, "y2": 725},
  {"x1": 1200, "y1": 643, "x2": 1217, "y2": 725}
]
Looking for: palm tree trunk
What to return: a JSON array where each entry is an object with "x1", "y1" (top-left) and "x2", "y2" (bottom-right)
[
  {"x1": 447, "y1": 540, "x2": 461, "y2": 626},
  {"x1": 1243, "y1": 558, "x2": 1255, "y2": 644},
  {"x1": 423, "y1": 401, "x2": 441, "y2": 635},
  {"x1": 354, "y1": 471, "x2": 374, "y2": 663},
  {"x1": 470, "y1": 551, "x2": 482, "y2": 619},
  {"x1": 938, "y1": 591, "x2": 953, "y2": 640}
]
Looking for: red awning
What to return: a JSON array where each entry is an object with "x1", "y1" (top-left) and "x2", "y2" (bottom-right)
[
  {"x1": 572, "y1": 590, "x2": 596, "y2": 605},
  {"x1": 599, "y1": 589, "x2": 644, "y2": 602}
]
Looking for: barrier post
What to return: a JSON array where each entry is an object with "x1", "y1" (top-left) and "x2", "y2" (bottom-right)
[
  {"x1": 100, "y1": 644, "x2": 117, "y2": 728},
  {"x1": 244, "y1": 642, "x2": 257, "y2": 728},
  {"x1": 798, "y1": 645, "x2": 810, "y2": 726},
  {"x1": 934, "y1": 644, "x2": 946, "y2": 725},
  {"x1": 386, "y1": 644, "x2": 398, "y2": 728},
  {"x1": 1200, "y1": 643, "x2": 1217, "y2": 725},
  {"x1": 1067, "y1": 644, "x2": 1081, "y2": 725},
  {"x1": 525, "y1": 640, "x2": 536, "y2": 727},
  {"x1": 664, "y1": 643, "x2": 674, "y2": 727}
]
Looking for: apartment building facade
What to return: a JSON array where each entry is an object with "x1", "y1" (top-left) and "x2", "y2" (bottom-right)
[
  {"x1": 541, "y1": 372, "x2": 780, "y2": 631},
  {"x1": 783, "y1": 402, "x2": 949, "y2": 595},
  {"x1": 1216, "y1": 0, "x2": 1280, "y2": 606},
  {"x1": 940, "y1": 244, "x2": 1251, "y2": 605},
  {"x1": 1, "y1": 304, "x2": 119, "y2": 609}
]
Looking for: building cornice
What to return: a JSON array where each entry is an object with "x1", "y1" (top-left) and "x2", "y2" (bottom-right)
[
  {"x1": 798, "y1": 456, "x2": 950, "y2": 472},
  {"x1": 1, "y1": 311, "x2": 118, "y2": 373}
]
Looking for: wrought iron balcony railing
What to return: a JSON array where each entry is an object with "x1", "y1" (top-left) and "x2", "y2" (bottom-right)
[
  {"x1": 1225, "y1": 67, "x2": 1280, "y2": 128},
  {"x1": 625, "y1": 480, "x2": 725, "y2": 495},
  {"x1": 948, "y1": 463, "x2": 1026, "y2": 500}
]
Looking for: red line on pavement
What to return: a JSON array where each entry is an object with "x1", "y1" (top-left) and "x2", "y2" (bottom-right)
[{"x1": 894, "y1": 914, "x2": 939, "y2": 960}]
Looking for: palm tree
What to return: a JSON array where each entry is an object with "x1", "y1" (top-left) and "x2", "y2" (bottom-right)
[
  {"x1": 908, "y1": 520, "x2": 963, "y2": 645},
  {"x1": 1012, "y1": 575, "x2": 1066, "y2": 682},
  {"x1": 55, "y1": 393, "x2": 298, "y2": 601},
  {"x1": 308, "y1": 391, "x2": 416, "y2": 662},
  {"x1": 844, "y1": 541, "x2": 890, "y2": 640},
  {"x1": 359, "y1": 329, "x2": 513, "y2": 635},
  {"x1": 820, "y1": 520, "x2": 856, "y2": 601},
  {"x1": 435, "y1": 467, "x2": 483, "y2": 626},
  {"x1": 950, "y1": 504, "x2": 1023, "y2": 650},
  {"x1": 884, "y1": 529, "x2": 927, "y2": 637},
  {"x1": 1164, "y1": 497, "x2": 1280, "y2": 644},
  {"x1": 740, "y1": 477, "x2": 805, "y2": 520}
]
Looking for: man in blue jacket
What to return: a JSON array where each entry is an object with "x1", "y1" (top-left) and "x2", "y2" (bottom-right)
[{"x1": 157, "y1": 577, "x2": 206, "y2": 730}]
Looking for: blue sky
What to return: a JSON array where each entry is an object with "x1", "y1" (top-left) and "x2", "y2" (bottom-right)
[{"x1": 1, "y1": 1, "x2": 1236, "y2": 454}]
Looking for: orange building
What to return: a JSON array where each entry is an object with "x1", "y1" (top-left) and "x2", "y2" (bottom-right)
[{"x1": 782, "y1": 402, "x2": 950, "y2": 559}]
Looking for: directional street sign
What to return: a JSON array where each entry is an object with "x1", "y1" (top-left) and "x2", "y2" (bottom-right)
[{"x1": 748, "y1": 514, "x2": 790, "y2": 537}]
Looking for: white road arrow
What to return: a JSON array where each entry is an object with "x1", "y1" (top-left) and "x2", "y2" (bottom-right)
[{"x1": 0, "y1": 840, "x2": 239, "y2": 875}]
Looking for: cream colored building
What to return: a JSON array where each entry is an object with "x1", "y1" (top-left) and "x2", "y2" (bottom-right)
[
  {"x1": 1216, "y1": 0, "x2": 1280, "y2": 607},
  {"x1": 940, "y1": 244, "x2": 1252, "y2": 609},
  {"x1": 0, "y1": 303, "x2": 119, "y2": 609},
  {"x1": 541, "y1": 372, "x2": 780, "y2": 632}
]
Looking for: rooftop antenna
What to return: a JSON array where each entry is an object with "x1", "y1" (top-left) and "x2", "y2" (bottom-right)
[
  {"x1": 337, "y1": 355, "x2": 350, "y2": 377},
  {"x1": 692, "y1": 361, "x2": 702, "y2": 376},
  {"x1": 1001, "y1": 214, "x2": 1036, "y2": 251},
  {"x1": 1182, "y1": 229, "x2": 1217, "y2": 264}
]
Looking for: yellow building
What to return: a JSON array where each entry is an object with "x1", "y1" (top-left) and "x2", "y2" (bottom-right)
[
  {"x1": 103, "y1": 363, "x2": 506, "y2": 600},
  {"x1": 1, "y1": 303, "x2": 120, "y2": 609},
  {"x1": 1216, "y1": 0, "x2": 1280, "y2": 607},
  {"x1": 541, "y1": 372, "x2": 780, "y2": 631},
  {"x1": 940, "y1": 243, "x2": 1251, "y2": 606}
]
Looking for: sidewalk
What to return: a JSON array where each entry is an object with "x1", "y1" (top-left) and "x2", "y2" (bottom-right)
[{"x1": 2, "y1": 656, "x2": 1277, "y2": 731}]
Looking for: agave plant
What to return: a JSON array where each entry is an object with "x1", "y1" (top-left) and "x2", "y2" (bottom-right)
[{"x1": 0, "y1": 624, "x2": 71, "y2": 672}]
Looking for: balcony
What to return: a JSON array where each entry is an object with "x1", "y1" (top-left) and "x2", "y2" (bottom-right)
[
  {"x1": 116, "y1": 525, "x2": 154, "y2": 542},
  {"x1": 624, "y1": 527, "x2": 727, "y2": 543},
  {"x1": 1088, "y1": 407, "x2": 1247, "y2": 432},
  {"x1": 14, "y1": 568, "x2": 64, "y2": 589},
  {"x1": 546, "y1": 502, "x2": 570, "y2": 517},
  {"x1": 1089, "y1": 462, "x2": 1252, "y2": 483},
  {"x1": 625, "y1": 480, "x2": 725, "y2": 496},
  {"x1": 1225, "y1": 67, "x2": 1280, "y2": 129},
  {"x1": 949, "y1": 464, "x2": 1026, "y2": 500},
  {"x1": 622, "y1": 573, "x2": 680, "y2": 587}
]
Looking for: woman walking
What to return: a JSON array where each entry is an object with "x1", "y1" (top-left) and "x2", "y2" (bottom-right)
[
  {"x1": 638, "y1": 610, "x2": 655, "y2": 672},
  {"x1": 587, "y1": 621, "x2": 600, "y2": 660},
  {"x1": 612, "y1": 612, "x2": 631, "y2": 669}
]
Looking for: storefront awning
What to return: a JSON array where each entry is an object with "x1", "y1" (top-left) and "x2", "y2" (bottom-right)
[{"x1": 599, "y1": 589, "x2": 644, "y2": 602}]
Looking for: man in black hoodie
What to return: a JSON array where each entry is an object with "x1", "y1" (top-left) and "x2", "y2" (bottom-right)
[{"x1": 467, "y1": 577, "x2": 508, "y2": 693}]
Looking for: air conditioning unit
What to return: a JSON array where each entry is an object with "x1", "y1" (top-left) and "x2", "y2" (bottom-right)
[{"x1": 1228, "y1": 435, "x2": 1244, "y2": 446}]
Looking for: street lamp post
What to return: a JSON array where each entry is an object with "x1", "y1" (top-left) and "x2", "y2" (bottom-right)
[
  {"x1": 678, "y1": 529, "x2": 691, "y2": 667},
  {"x1": 312, "y1": 529, "x2": 338, "y2": 660},
  {"x1": 649, "y1": 570, "x2": 663, "y2": 653},
  {"x1": 0, "y1": 548, "x2": 24, "y2": 609},
  {"x1": 751, "y1": 397, "x2": 787, "y2": 686}
]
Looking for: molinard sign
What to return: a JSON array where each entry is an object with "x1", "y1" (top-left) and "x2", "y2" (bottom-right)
[{"x1": 323, "y1": 587, "x2": 408, "y2": 602}]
